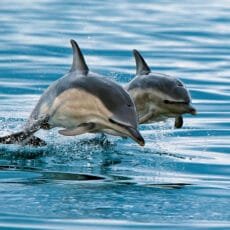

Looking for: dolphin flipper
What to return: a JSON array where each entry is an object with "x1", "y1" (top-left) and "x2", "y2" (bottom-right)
[
  {"x1": 139, "y1": 110, "x2": 155, "y2": 124},
  {"x1": 175, "y1": 116, "x2": 183, "y2": 128},
  {"x1": 58, "y1": 123, "x2": 95, "y2": 136}
]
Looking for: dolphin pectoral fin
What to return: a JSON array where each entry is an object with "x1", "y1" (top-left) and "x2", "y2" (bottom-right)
[
  {"x1": 59, "y1": 128, "x2": 84, "y2": 136},
  {"x1": 174, "y1": 116, "x2": 183, "y2": 128},
  {"x1": 139, "y1": 111, "x2": 154, "y2": 124},
  {"x1": 58, "y1": 123, "x2": 95, "y2": 136}
]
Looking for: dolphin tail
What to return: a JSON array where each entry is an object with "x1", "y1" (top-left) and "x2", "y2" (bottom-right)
[
  {"x1": 0, "y1": 131, "x2": 47, "y2": 146},
  {"x1": 0, "y1": 117, "x2": 49, "y2": 146}
]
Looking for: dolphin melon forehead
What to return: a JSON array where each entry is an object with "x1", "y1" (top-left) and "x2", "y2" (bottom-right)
[
  {"x1": 128, "y1": 73, "x2": 191, "y2": 102},
  {"x1": 128, "y1": 73, "x2": 174, "y2": 90}
]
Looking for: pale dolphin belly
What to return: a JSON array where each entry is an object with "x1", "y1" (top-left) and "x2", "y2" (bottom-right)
[{"x1": 48, "y1": 88, "x2": 112, "y2": 129}]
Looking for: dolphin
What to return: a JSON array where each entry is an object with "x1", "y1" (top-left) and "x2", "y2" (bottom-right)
[
  {"x1": 0, "y1": 40, "x2": 144, "y2": 146},
  {"x1": 126, "y1": 49, "x2": 196, "y2": 128}
]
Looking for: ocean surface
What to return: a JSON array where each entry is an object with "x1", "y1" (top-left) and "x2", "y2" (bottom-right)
[{"x1": 0, "y1": 0, "x2": 229, "y2": 229}]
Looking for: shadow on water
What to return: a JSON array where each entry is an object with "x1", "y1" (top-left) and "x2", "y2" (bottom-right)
[
  {"x1": 0, "y1": 133, "x2": 192, "y2": 189},
  {"x1": 0, "y1": 133, "x2": 192, "y2": 190},
  {"x1": 0, "y1": 164, "x2": 191, "y2": 190}
]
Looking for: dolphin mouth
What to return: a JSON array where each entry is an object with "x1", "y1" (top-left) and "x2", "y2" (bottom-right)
[
  {"x1": 164, "y1": 100, "x2": 197, "y2": 115},
  {"x1": 108, "y1": 118, "x2": 145, "y2": 146},
  {"x1": 188, "y1": 106, "x2": 197, "y2": 115},
  {"x1": 126, "y1": 127, "x2": 145, "y2": 146}
]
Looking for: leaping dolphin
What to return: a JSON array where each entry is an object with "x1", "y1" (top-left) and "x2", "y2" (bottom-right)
[
  {"x1": 126, "y1": 49, "x2": 196, "y2": 128},
  {"x1": 0, "y1": 40, "x2": 145, "y2": 146}
]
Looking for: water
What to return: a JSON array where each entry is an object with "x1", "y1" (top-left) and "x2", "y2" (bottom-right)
[{"x1": 0, "y1": 0, "x2": 229, "y2": 229}]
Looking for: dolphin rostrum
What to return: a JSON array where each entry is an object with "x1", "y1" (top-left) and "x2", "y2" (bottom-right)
[
  {"x1": 126, "y1": 49, "x2": 196, "y2": 128},
  {"x1": 0, "y1": 40, "x2": 145, "y2": 146}
]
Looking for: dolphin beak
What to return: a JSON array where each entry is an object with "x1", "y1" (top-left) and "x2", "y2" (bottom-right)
[
  {"x1": 126, "y1": 127, "x2": 145, "y2": 146},
  {"x1": 188, "y1": 105, "x2": 197, "y2": 115}
]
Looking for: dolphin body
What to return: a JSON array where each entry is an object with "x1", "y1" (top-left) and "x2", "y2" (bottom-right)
[
  {"x1": 126, "y1": 50, "x2": 196, "y2": 128},
  {"x1": 0, "y1": 40, "x2": 144, "y2": 146}
]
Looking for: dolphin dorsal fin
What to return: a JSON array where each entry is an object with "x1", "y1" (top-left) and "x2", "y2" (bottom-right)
[
  {"x1": 70, "y1": 39, "x2": 89, "y2": 75},
  {"x1": 133, "y1": 49, "x2": 151, "y2": 76}
]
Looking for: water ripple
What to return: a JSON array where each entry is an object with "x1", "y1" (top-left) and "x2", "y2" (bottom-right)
[{"x1": 0, "y1": 0, "x2": 229, "y2": 228}]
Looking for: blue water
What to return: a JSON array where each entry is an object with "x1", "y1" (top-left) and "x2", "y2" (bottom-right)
[{"x1": 0, "y1": 0, "x2": 230, "y2": 229}]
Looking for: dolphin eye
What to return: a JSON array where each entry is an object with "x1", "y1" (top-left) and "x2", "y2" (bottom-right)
[
  {"x1": 127, "y1": 104, "x2": 132, "y2": 107},
  {"x1": 163, "y1": 100, "x2": 171, "y2": 104},
  {"x1": 164, "y1": 99, "x2": 189, "y2": 105},
  {"x1": 177, "y1": 81, "x2": 183, "y2": 87}
]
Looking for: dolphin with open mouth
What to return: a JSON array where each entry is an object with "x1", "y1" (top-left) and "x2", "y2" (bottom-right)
[
  {"x1": 126, "y1": 49, "x2": 196, "y2": 128},
  {"x1": 0, "y1": 40, "x2": 144, "y2": 146}
]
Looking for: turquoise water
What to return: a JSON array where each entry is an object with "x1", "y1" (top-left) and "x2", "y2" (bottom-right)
[{"x1": 0, "y1": 0, "x2": 230, "y2": 229}]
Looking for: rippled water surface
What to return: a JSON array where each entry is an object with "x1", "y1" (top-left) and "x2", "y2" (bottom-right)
[{"x1": 0, "y1": 0, "x2": 229, "y2": 229}]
